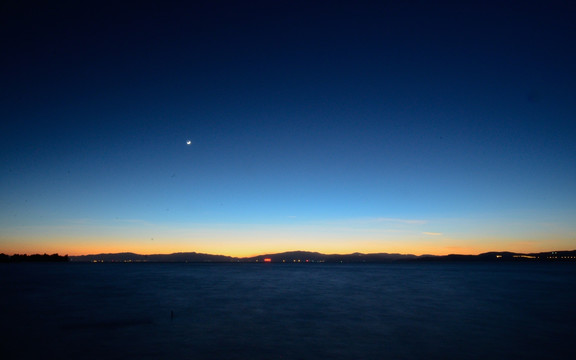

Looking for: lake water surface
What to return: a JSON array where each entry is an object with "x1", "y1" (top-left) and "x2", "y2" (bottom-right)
[{"x1": 1, "y1": 262, "x2": 575, "y2": 359}]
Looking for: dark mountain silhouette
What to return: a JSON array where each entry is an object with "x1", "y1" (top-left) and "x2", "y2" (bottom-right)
[
  {"x1": 70, "y1": 252, "x2": 234, "y2": 263},
  {"x1": 67, "y1": 250, "x2": 576, "y2": 263},
  {"x1": 245, "y1": 251, "x2": 417, "y2": 263}
]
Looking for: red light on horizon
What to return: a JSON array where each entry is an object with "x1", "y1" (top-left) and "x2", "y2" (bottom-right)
[{"x1": 264, "y1": 258, "x2": 272, "y2": 262}]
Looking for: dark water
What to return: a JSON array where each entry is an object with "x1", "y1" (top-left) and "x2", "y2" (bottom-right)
[{"x1": 1, "y1": 262, "x2": 575, "y2": 359}]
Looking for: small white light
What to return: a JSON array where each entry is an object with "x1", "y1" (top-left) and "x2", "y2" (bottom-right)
[{"x1": 186, "y1": 140, "x2": 192, "y2": 145}]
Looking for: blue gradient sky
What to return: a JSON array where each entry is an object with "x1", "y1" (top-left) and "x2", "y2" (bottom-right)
[{"x1": 1, "y1": 1, "x2": 575, "y2": 256}]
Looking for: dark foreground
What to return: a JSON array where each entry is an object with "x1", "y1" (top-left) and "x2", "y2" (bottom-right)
[{"x1": 1, "y1": 262, "x2": 575, "y2": 359}]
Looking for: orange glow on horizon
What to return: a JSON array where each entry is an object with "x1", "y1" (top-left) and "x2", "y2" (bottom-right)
[
  {"x1": 3, "y1": 242, "x2": 570, "y2": 257},
  {"x1": 2, "y1": 232, "x2": 574, "y2": 257}
]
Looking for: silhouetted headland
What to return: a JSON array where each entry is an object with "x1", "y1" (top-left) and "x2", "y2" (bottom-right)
[
  {"x1": 0, "y1": 253, "x2": 69, "y2": 263},
  {"x1": 66, "y1": 250, "x2": 576, "y2": 263},
  {"x1": 415, "y1": 250, "x2": 576, "y2": 262}
]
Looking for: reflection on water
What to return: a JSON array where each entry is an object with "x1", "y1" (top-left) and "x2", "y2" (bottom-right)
[{"x1": 1, "y1": 263, "x2": 575, "y2": 359}]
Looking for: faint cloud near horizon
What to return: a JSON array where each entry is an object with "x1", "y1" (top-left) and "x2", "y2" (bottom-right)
[
  {"x1": 423, "y1": 232, "x2": 443, "y2": 236},
  {"x1": 378, "y1": 218, "x2": 427, "y2": 225},
  {"x1": 326, "y1": 217, "x2": 428, "y2": 225},
  {"x1": 112, "y1": 218, "x2": 148, "y2": 224},
  {"x1": 59, "y1": 218, "x2": 149, "y2": 225}
]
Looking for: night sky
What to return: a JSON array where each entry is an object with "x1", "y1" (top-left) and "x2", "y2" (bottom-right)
[{"x1": 1, "y1": 0, "x2": 575, "y2": 256}]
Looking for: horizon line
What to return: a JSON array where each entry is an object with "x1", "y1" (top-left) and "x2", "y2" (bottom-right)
[{"x1": 5, "y1": 248, "x2": 574, "y2": 258}]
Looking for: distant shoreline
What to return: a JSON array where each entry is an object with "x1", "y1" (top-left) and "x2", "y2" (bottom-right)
[{"x1": 3, "y1": 250, "x2": 575, "y2": 264}]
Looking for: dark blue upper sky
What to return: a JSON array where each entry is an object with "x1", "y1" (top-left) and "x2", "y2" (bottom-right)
[{"x1": 1, "y1": 0, "x2": 575, "y2": 255}]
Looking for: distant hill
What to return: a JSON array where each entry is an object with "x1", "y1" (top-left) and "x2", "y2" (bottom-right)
[
  {"x1": 244, "y1": 251, "x2": 417, "y2": 263},
  {"x1": 68, "y1": 250, "x2": 576, "y2": 263},
  {"x1": 70, "y1": 252, "x2": 235, "y2": 263}
]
